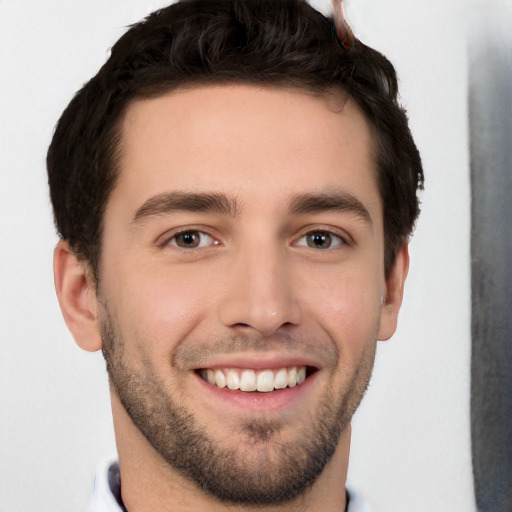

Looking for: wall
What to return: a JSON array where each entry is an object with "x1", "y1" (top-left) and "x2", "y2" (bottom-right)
[{"x1": 2, "y1": 1, "x2": 504, "y2": 510}]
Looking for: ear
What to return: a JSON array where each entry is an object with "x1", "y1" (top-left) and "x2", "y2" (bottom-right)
[
  {"x1": 53, "y1": 240, "x2": 103, "y2": 352},
  {"x1": 377, "y1": 244, "x2": 410, "y2": 341}
]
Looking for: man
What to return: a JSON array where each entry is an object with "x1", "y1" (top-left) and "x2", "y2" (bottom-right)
[{"x1": 48, "y1": 0, "x2": 423, "y2": 510}]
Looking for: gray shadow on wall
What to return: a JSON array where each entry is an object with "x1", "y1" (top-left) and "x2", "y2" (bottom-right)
[{"x1": 469, "y1": 17, "x2": 512, "y2": 512}]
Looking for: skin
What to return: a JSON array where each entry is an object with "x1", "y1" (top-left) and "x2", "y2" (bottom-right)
[{"x1": 54, "y1": 84, "x2": 409, "y2": 512}]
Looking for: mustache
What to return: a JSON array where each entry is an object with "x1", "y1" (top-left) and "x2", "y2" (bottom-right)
[{"x1": 173, "y1": 331, "x2": 338, "y2": 369}]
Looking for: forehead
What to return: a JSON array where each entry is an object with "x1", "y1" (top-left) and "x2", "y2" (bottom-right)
[{"x1": 111, "y1": 84, "x2": 378, "y2": 217}]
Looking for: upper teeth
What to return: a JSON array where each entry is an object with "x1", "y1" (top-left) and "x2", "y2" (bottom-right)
[{"x1": 200, "y1": 367, "x2": 307, "y2": 392}]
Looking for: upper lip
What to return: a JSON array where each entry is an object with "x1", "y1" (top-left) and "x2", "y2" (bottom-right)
[{"x1": 191, "y1": 352, "x2": 322, "y2": 371}]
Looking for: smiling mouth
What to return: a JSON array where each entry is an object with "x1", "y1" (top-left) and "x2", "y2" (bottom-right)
[{"x1": 197, "y1": 366, "x2": 317, "y2": 393}]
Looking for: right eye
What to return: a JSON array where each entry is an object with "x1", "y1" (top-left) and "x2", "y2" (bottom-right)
[{"x1": 168, "y1": 230, "x2": 217, "y2": 249}]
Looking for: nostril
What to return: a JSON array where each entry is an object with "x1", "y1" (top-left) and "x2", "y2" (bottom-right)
[
  {"x1": 231, "y1": 323, "x2": 252, "y2": 330},
  {"x1": 230, "y1": 321, "x2": 297, "y2": 334}
]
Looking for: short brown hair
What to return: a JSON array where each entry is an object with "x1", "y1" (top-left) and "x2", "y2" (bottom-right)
[{"x1": 47, "y1": 0, "x2": 423, "y2": 278}]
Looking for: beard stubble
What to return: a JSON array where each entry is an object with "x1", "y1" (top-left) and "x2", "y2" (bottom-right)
[{"x1": 101, "y1": 307, "x2": 376, "y2": 506}]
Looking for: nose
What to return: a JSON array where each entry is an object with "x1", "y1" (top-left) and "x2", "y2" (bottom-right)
[{"x1": 217, "y1": 242, "x2": 302, "y2": 337}]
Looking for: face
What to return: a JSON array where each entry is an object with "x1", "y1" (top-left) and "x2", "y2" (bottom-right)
[{"x1": 97, "y1": 85, "x2": 396, "y2": 504}]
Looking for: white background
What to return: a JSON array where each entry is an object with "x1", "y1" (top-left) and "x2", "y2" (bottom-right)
[{"x1": 1, "y1": 1, "x2": 509, "y2": 511}]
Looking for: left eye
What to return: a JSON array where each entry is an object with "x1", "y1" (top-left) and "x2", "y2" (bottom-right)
[
  {"x1": 169, "y1": 230, "x2": 215, "y2": 249},
  {"x1": 296, "y1": 230, "x2": 344, "y2": 250}
]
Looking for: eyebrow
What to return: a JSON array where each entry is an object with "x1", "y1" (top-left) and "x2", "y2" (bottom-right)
[
  {"x1": 133, "y1": 191, "x2": 239, "y2": 222},
  {"x1": 132, "y1": 189, "x2": 372, "y2": 225},
  {"x1": 289, "y1": 191, "x2": 372, "y2": 224}
]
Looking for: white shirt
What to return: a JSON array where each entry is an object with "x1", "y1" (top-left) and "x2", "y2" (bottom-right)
[{"x1": 88, "y1": 457, "x2": 373, "y2": 512}]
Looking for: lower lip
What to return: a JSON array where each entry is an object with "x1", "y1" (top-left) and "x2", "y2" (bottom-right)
[{"x1": 194, "y1": 371, "x2": 318, "y2": 412}]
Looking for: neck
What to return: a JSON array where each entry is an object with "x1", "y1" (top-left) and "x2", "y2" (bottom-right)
[{"x1": 111, "y1": 393, "x2": 350, "y2": 512}]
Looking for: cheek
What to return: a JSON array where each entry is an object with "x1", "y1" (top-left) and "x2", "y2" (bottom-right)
[
  {"x1": 103, "y1": 261, "x2": 216, "y2": 356},
  {"x1": 301, "y1": 265, "x2": 383, "y2": 351},
  {"x1": 303, "y1": 259, "x2": 382, "y2": 309}
]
